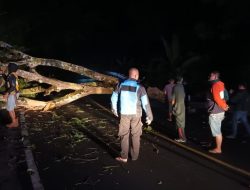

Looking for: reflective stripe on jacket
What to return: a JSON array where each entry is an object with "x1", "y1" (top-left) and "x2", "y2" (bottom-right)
[{"x1": 111, "y1": 79, "x2": 153, "y2": 121}]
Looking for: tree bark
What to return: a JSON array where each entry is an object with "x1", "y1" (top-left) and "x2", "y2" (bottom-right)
[
  {"x1": 0, "y1": 41, "x2": 118, "y2": 110},
  {"x1": 0, "y1": 41, "x2": 118, "y2": 85},
  {"x1": 17, "y1": 70, "x2": 84, "y2": 91},
  {"x1": 18, "y1": 86, "x2": 112, "y2": 111}
]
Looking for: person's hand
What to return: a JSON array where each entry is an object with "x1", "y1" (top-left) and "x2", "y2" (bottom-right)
[
  {"x1": 111, "y1": 109, "x2": 118, "y2": 117},
  {"x1": 146, "y1": 117, "x2": 152, "y2": 125},
  {"x1": 224, "y1": 105, "x2": 229, "y2": 111},
  {"x1": 229, "y1": 89, "x2": 234, "y2": 94}
]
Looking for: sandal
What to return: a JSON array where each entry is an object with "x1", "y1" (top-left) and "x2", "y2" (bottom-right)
[{"x1": 115, "y1": 157, "x2": 127, "y2": 163}]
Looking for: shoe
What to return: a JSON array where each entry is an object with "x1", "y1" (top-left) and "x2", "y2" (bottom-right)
[
  {"x1": 226, "y1": 135, "x2": 236, "y2": 139},
  {"x1": 115, "y1": 157, "x2": 127, "y2": 163},
  {"x1": 175, "y1": 138, "x2": 186, "y2": 143}
]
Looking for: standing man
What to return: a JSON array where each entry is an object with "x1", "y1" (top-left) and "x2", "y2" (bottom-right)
[
  {"x1": 207, "y1": 71, "x2": 229, "y2": 153},
  {"x1": 2, "y1": 62, "x2": 19, "y2": 128},
  {"x1": 111, "y1": 68, "x2": 153, "y2": 163},
  {"x1": 172, "y1": 76, "x2": 186, "y2": 143},
  {"x1": 163, "y1": 78, "x2": 175, "y2": 121},
  {"x1": 226, "y1": 82, "x2": 250, "y2": 139}
]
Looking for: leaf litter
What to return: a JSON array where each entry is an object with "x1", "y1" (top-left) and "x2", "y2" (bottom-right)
[{"x1": 25, "y1": 101, "x2": 124, "y2": 188}]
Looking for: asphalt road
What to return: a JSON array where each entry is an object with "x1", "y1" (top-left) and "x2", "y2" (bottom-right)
[{"x1": 24, "y1": 96, "x2": 250, "y2": 189}]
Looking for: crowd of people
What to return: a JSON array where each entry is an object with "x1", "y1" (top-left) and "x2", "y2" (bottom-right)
[
  {"x1": 1, "y1": 64, "x2": 250, "y2": 163},
  {"x1": 111, "y1": 68, "x2": 250, "y2": 163}
]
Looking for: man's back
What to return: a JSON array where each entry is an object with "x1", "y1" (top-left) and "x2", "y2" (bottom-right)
[
  {"x1": 231, "y1": 90, "x2": 250, "y2": 111},
  {"x1": 164, "y1": 83, "x2": 175, "y2": 100},
  {"x1": 172, "y1": 83, "x2": 185, "y2": 104},
  {"x1": 119, "y1": 79, "x2": 139, "y2": 115}
]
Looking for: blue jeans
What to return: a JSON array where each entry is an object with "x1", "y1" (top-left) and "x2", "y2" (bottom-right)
[{"x1": 231, "y1": 111, "x2": 250, "y2": 137}]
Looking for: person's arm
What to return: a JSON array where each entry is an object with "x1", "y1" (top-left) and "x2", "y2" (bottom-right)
[
  {"x1": 171, "y1": 86, "x2": 176, "y2": 105},
  {"x1": 212, "y1": 83, "x2": 228, "y2": 110},
  {"x1": 111, "y1": 84, "x2": 120, "y2": 117},
  {"x1": 163, "y1": 85, "x2": 167, "y2": 95},
  {"x1": 139, "y1": 86, "x2": 153, "y2": 122}
]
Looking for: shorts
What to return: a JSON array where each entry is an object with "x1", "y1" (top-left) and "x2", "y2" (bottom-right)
[
  {"x1": 209, "y1": 112, "x2": 225, "y2": 137},
  {"x1": 6, "y1": 94, "x2": 17, "y2": 111}
]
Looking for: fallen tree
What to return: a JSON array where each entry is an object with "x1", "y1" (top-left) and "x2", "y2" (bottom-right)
[{"x1": 0, "y1": 41, "x2": 119, "y2": 110}]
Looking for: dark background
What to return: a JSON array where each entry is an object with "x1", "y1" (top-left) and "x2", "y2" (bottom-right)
[{"x1": 1, "y1": 0, "x2": 250, "y2": 89}]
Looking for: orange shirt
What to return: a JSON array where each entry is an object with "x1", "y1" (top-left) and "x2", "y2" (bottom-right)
[{"x1": 211, "y1": 81, "x2": 228, "y2": 110}]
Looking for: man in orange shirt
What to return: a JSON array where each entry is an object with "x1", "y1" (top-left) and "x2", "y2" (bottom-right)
[{"x1": 207, "y1": 71, "x2": 229, "y2": 153}]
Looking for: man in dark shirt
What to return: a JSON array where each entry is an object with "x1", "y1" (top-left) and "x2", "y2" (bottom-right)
[{"x1": 226, "y1": 83, "x2": 250, "y2": 139}]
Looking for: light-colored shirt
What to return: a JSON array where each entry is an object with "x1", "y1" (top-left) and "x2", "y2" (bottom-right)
[{"x1": 164, "y1": 83, "x2": 175, "y2": 101}]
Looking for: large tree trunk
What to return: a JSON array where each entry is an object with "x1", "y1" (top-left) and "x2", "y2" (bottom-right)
[
  {"x1": 0, "y1": 41, "x2": 118, "y2": 110},
  {"x1": 18, "y1": 86, "x2": 113, "y2": 111}
]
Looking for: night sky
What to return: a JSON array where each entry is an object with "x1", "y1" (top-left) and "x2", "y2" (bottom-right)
[{"x1": 1, "y1": 0, "x2": 250, "y2": 88}]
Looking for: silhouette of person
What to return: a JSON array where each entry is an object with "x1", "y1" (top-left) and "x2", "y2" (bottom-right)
[
  {"x1": 226, "y1": 82, "x2": 250, "y2": 139},
  {"x1": 172, "y1": 76, "x2": 186, "y2": 143},
  {"x1": 111, "y1": 68, "x2": 153, "y2": 163},
  {"x1": 207, "y1": 71, "x2": 229, "y2": 153},
  {"x1": 163, "y1": 78, "x2": 175, "y2": 121}
]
